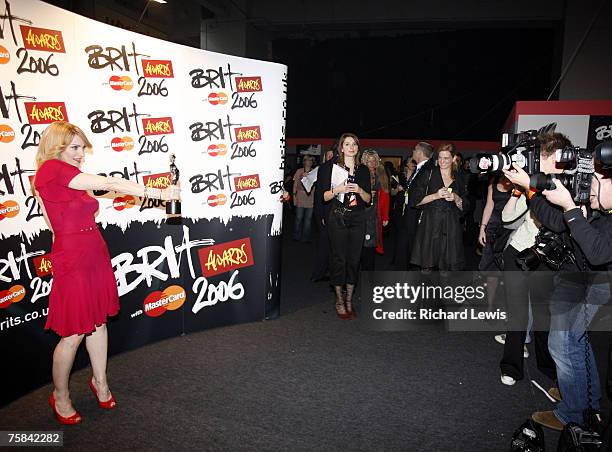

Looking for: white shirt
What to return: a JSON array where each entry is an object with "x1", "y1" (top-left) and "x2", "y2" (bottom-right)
[
  {"x1": 503, "y1": 194, "x2": 541, "y2": 252},
  {"x1": 415, "y1": 159, "x2": 428, "y2": 173},
  {"x1": 403, "y1": 158, "x2": 430, "y2": 205}
]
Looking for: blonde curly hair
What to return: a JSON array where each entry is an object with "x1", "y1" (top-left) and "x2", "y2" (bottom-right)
[{"x1": 35, "y1": 121, "x2": 92, "y2": 169}]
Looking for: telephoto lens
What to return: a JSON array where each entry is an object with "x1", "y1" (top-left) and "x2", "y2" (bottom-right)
[
  {"x1": 529, "y1": 173, "x2": 574, "y2": 192},
  {"x1": 529, "y1": 173, "x2": 555, "y2": 191},
  {"x1": 595, "y1": 141, "x2": 612, "y2": 168},
  {"x1": 468, "y1": 153, "x2": 512, "y2": 174}
]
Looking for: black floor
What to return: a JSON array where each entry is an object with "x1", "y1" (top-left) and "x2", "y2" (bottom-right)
[{"x1": 0, "y1": 213, "x2": 609, "y2": 451}]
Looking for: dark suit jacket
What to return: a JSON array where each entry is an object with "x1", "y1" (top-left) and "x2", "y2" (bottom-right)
[
  {"x1": 314, "y1": 156, "x2": 338, "y2": 227},
  {"x1": 400, "y1": 158, "x2": 435, "y2": 236}
]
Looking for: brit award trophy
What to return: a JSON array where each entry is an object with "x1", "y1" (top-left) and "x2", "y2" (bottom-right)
[{"x1": 166, "y1": 153, "x2": 181, "y2": 215}]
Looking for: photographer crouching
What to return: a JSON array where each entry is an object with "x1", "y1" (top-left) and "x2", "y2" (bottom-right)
[{"x1": 503, "y1": 142, "x2": 612, "y2": 432}]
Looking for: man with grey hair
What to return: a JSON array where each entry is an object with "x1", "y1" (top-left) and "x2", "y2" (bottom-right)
[{"x1": 393, "y1": 141, "x2": 434, "y2": 270}]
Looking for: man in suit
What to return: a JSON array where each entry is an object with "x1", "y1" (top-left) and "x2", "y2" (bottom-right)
[
  {"x1": 393, "y1": 141, "x2": 434, "y2": 270},
  {"x1": 311, "y1": 148, "x2": 337, "y2": 282}
]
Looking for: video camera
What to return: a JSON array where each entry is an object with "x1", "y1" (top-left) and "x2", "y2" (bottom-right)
[{"x1": 469, "y1": 130, "x2": 541, "y2": 175}]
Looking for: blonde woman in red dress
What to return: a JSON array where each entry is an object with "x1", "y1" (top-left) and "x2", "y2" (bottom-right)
[{"x1": 34, "y1": 122, "x2": 179, "y2": 424}]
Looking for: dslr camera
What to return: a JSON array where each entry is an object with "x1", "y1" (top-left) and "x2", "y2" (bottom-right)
[
  {"x1": 529, "y1": 141, "x2": 612, "y2": 204},
  {"x1": 469, "y1": 130, "x2": 541, "y2": 175},
  {"x1": 515, "y1": 229, "x2": 574, "y2": 271}
]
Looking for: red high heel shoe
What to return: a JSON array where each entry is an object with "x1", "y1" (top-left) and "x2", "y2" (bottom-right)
[
  {"x1": 89, "y1": 378, "x2": 117, "y2": 409},
  {"x1": 49, "y1": 393, "x2": 81, "y2": 425}
]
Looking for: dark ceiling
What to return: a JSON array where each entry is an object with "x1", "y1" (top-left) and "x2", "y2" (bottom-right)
[{"x1": 42, "y1": 0, "x2": 566, "y2": 141}]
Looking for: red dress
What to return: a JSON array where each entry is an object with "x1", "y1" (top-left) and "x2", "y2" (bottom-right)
[
  {"x1": 376, "y1": 188, "x2": 390, "y2": 254},
  {"x1": 35, "y1": 159, "x2": 119, "y2": 337}
]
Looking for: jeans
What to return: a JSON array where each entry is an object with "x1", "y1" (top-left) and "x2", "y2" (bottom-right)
[
  {"x1": 548, "y1": 276, "x2": 609, "y2": 425},
  {"x1": 293, "y1": 206, "x2": 313, "y2": 241}
]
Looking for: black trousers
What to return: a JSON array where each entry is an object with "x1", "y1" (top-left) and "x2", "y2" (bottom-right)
[
  {"x1": 311, "y1": 217, "x2": 331, "y2": 280},
  {"x1": 394, "y1": 212, "x2": 415, "y2": 270},
  {"x1": 361, "y1": 246, "x2": 376, "y2": 271},
  {"x1": 500, "y1": 245, "x2": 557, "y2": 381},
  {"x1": 328, "y1": 208, "x2": 366, "y2": 286}
]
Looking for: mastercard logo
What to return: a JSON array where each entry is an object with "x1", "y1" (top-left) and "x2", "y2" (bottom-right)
[
  {"x1": 0, "y1": 200, "x2": 20, "y2": 220},
  {"x1": 207, "y1": 193, "x2": 227, "y2": 207},
  {"x1": 206, "y1": 143, "x2": 227, "y2": 156},
  {"x1": 143, "y1": 285, "x2": 186, "y2": 317},
  {"x1": 0, "y1": 45, "x2": 9, "y2": 64},
  {"x1": 109, "y1": 75, "x2": 134, "y2": 91},
  {"x1": 112, "y1": 195, "x2": 135, "y2": 211},
  {"x1": 208, "y1": 92, "x2": 228, "y2": 105},
  {"x1": 0, "y1": 124, "x2": 15, "y2": 143},
  {"x1": 111, "y1": 136, "x2": 134, "y2": 152},
  {"x1": 0, "y1": 285, "x2": 26, "y2": 309}
]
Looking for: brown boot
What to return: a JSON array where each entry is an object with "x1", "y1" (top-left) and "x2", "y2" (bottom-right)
[
  {"x1": 532, "y1": 411, "x2": 564, "y2": 431},
  {"x1": 548, "y1": 387, "x2": 562, "y2": 402}
]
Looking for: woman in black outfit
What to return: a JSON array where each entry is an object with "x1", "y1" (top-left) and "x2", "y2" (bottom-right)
[
  {"x1": 478, "y1": 174, "x2": 513, "y2": 310},
  {"x1": 478, "y1": 174, "x2": 513, "y2": 271},
  {"x1": 320, "y1": 133, "x2": 371, "y2": 319},
  {"x1": 409, "y1": 143, "x2": 469, "y2": 271}
]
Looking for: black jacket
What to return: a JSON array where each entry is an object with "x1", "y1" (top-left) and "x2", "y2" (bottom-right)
[
  {"x1": 314, "y1": 160, "x2": 333, "y2": 226},
  {"x1": 399, "y1": 158, "x2": 435, "y2": 233},
  {"x1": 530, "y1": 196, "x2": 612, "y2": 271}
]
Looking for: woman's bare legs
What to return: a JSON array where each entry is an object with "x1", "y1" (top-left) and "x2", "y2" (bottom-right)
[
  {"x1": 85, "y1": 323, "x2": 112, "y2": 402},
  {"x1": 52, "y1": 334, "x2": 84, "y2": 417}
]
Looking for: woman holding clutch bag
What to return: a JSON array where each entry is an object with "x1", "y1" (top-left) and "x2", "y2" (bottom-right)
[{"x1": 319, "y1": 133, "x2": 371, "y2": 319}]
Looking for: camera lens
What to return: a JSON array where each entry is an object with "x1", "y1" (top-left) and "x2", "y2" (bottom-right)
[
  {"x1": 595, "y1": 141, "x2": 612, "y2": 167},
  {"x1": 515, "y1": 248, "x2": 541, "y2": 271},
  {"x1": 529, "y1": 173, "x2": 554, "y2": 191}
]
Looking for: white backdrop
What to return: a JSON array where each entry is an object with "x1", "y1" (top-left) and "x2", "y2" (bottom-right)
[
  {"x1": 0, "y1": 0, "x2": 287, "y2": 241},
  {"x1": 0, "y1": 0, "x2": 287, "y2": 405}
]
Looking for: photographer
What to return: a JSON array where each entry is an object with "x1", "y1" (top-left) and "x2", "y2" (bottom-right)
[
  {"x1": 497, "y1": 133, "x2": 569, "y2": 388},
  {"x1": 503, "y1": 161, "x2": 612, "y2": 431}
]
